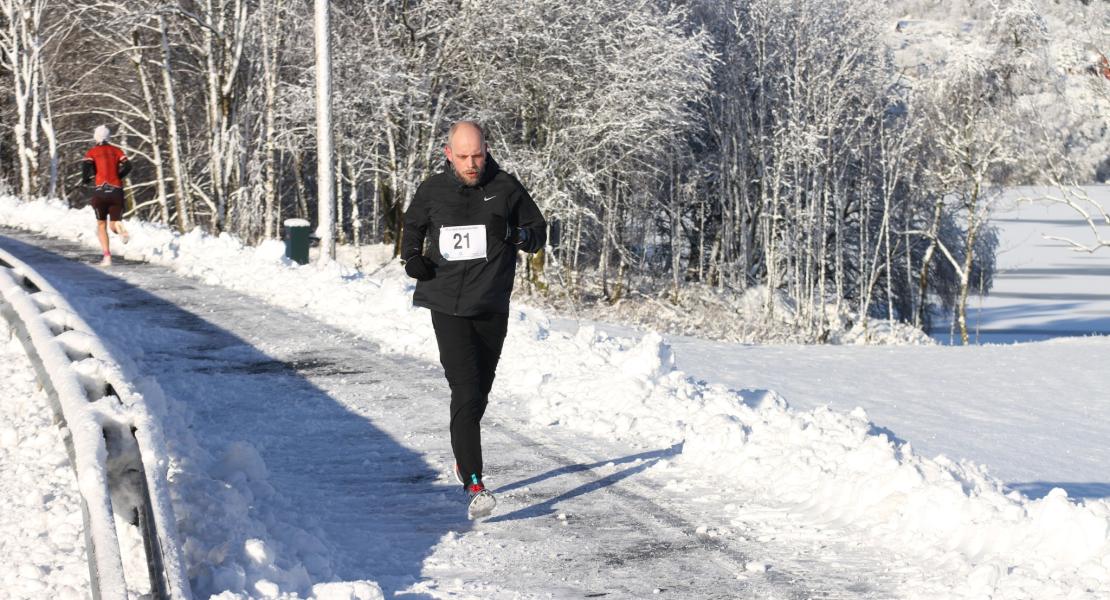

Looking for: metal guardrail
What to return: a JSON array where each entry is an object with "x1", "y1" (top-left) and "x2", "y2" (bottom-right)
[{"x1": 0, "y1": 249, "x2": 191, "y2": 599}]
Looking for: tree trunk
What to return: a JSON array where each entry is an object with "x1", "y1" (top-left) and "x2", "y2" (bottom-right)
[
  {"x1": 131, "y1": 30, "x2": 169, "y2": 225},
  {"x1": 159, "y1": 15, "x2": 191, "y2": 231}
]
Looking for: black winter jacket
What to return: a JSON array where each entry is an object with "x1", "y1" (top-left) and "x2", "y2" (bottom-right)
[{"x1": 402, "y1": 154, "x2": 547, "y2": 316}]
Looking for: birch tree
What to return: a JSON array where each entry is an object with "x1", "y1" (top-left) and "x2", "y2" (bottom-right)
[{"x1": 0, "y1": 0, "x2": 58, "y2": 201}]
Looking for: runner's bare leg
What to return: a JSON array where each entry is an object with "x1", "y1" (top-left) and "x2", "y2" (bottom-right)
[{"x1": 96, "y1": 220, "x2": 111, "y2": 255}]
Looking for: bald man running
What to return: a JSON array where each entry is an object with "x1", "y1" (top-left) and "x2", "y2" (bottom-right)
[{"x1": 401, "y1": 121, "x2": 547, "y2": 519}]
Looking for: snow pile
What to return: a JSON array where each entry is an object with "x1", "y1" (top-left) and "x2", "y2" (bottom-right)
[
  {"x1": 2, "y1": 195, "x2": 1108, "y2": 597},
  {"x1": 679, "y1": 396, "x2": 1110, "y2": 597},
  {"x1": 122, "y1": 369, "x2": 377, "y2": 598},
  {"x1": 512, "y1": 326, "x2": 1110, "y2": 596},
  {"x1": 0, "y1": 335, "x2": 89, "y2": 600},
  {"x1": 172, "y1": 440, "x2": 323, "y2": 597}
]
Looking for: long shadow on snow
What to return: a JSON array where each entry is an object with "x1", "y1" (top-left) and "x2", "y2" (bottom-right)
[
  {"x1": 0, "y1": 232, "x2": 454, "y2": 598},
  {"x1": 487, "y1": 444, "x2": 683, "y2": 523},
  {"x1": 931, "y1": 299, "x2": 1110, "y2": 343}
]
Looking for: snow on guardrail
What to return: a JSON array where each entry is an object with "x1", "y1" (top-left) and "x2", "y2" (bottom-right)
[{"x1": 0, "y1": 248, "x2": 191, "y2": 600}]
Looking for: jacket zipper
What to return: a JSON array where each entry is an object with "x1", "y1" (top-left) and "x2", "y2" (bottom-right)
[
  {"x1": 453, "y1": 262, "x2": 469, "y2": 316},
  {"x1": 452, "y1": 187, "x2": 476, "y2": 315}
]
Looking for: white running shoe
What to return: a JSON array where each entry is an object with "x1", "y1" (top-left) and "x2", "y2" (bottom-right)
[
  {"x1": 98, "y1": 255, "x2": 112, "y2": 267},
  {"x1": 466, "y1": 483, "x2": 496, "y2": 520},
  {"x1": 120, "y1": 231, "x2": 130, "y2": 244}
]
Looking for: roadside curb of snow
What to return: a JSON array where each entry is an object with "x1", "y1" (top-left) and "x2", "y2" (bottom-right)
[{"x1": 0, "y1": 247, "x2": 192, "y2": 599}]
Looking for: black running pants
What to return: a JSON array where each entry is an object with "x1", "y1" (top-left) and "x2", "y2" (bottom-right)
[{"x1": 430, "y1": 310, "x2": 508, "y2": 488}]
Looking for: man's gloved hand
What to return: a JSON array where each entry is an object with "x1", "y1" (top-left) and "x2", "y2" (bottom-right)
[
  {"x1": 509, "y1": 227, "x2": 529, "y2": 246},
  {"x1": 404, "y1": 255, "x2": 436, "y2": 281}
]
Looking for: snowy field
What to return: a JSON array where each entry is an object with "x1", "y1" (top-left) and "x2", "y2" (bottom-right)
[{"x1": 1, "y1": 190, "x2": 1109, "y2": 599}]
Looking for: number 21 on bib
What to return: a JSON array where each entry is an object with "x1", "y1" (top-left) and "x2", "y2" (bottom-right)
[{"x1": 439, "y1": 224, "x2": 487, "y2": 261}]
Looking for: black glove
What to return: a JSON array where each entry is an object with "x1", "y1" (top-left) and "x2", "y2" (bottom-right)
[{"x1": 404, "y1": 255, "x2": 436, "y2": 281}]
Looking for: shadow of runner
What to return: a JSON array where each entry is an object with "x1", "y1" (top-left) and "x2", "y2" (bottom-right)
[
  {"x1": 0, "y1": 232, "x2": 459, "y2": 598},
  {"x1": 488, "y1": 444, "x2": 683, "y2": 523}
]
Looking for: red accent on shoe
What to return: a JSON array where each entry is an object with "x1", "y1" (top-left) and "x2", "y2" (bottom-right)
[{"x1": 467, "y1": 483, "x2": 486, "y2": 494}]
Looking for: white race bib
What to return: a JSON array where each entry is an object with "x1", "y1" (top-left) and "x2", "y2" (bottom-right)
[{"x1": 439, "y1": 224, "x2": 487, "y2": 261}]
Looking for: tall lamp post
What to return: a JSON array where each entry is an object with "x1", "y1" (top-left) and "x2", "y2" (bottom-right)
[{"x1": 314, "y1": 0, "x2": 335, "y2": 262}]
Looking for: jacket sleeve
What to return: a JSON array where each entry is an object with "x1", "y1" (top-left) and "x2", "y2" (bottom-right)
[
  {"x1": 401, "y1": 187, "x2": 430, "y2": 262},
  {"x1": 117, "y1": 157, "x2": 132, "y2": 179},
  {"x1": 81, "y1": 159, "x2": 95, "y2": 185},
  {"x1": 511, "y1": 185, "x2": 547, "y2": 254}
]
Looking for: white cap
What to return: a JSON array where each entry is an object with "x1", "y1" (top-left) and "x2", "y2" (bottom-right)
[{"x1": 93, "y1": 125, "x2": 110, "y2": 143}]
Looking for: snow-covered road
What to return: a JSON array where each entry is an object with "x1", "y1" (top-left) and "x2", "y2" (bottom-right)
[{"x1": 0, "y1": 230, "x2": 901, "y2": 598}]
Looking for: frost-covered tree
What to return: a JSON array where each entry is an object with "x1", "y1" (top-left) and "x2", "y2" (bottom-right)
[
  {"x1": 3, "y1": 0, "x2": 1103, "y2": 342},
  {"x1": 687, "y1": 0, "x2": 951, "y2": 338},
  {"x1": 0, "y1": 0, "x2": 64, "y2": 202},
  {"x1": 450, "y1": 0, "x2": 712, "y2": 297},
  {"x1": 908, "y1": 3, "x2": 1051, "y2": 343}
]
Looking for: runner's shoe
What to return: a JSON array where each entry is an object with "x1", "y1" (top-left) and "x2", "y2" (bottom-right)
[
  {"x1": 98, "y1": 255, "x2": 112, "y2": 267},
  {"x1": 467, "y1": 482, "x2": 496, "y2": 520},
  {"x1": 119, "y1": 230, "x2": 130, "y2": 244}
]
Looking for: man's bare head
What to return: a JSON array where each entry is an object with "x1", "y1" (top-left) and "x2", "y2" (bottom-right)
[{"x1": 445, "y1": 121, "x2": 487, "y2": 186}]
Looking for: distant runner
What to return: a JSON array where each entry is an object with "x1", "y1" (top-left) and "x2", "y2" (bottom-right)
[
  {"x1": 402, "y1": 120, "x2": 547, "y2": 519},
  {"x1": 81, "y1": 125, "x2": 131, "y2": 266}
]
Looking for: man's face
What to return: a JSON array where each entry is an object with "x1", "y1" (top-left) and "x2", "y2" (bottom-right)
[{"x1": 445, "y1": 125, "x2": 486, "y2": 186}]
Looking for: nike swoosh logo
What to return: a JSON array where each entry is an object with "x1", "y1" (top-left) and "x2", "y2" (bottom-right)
[{"x1": 483, "y1": 196, "x2": 495, "y2": 202}]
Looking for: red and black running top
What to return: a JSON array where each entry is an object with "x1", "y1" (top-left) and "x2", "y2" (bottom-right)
[{"x1": 82, "y1": 144, "x2": 129, "y2": 187}]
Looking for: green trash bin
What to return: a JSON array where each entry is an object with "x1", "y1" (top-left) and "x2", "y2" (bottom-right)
[{"x1": 284, "y1": 218, "x2": 311, "y2": 265}]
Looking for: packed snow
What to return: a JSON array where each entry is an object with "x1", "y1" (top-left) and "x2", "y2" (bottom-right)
[
  {"x1": 2, "y1": 190, "x2": 1109, "y2": 598},
  {"x1": 0, "y1": 334, "x2": 89, "y2": 599}
]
